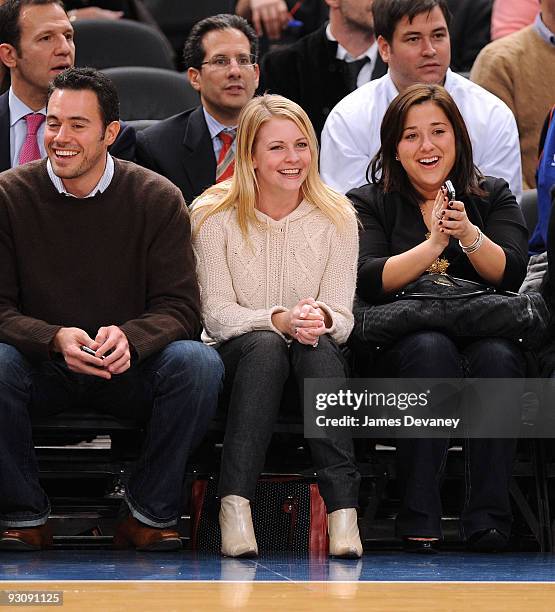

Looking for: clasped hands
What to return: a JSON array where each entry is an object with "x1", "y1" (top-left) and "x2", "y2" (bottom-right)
[
  {"x1": 429, "y1": 185, "x2": 478, "y2": 248},
  {"x1": 273, "y1": 298, "x2": 329, "y2": 347},
  {"x1": 52, "y1": 325, "x2": 131, "y2": 379}
]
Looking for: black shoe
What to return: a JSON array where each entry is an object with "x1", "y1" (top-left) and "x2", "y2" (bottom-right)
[
  {"x1": 467, "y1": 528, "x2": 508, "y2": 553},
  {"x1": 403, "y1": 538, "x2": 439, "y2": 554}
]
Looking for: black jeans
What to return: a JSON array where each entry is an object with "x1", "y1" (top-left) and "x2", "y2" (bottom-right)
[
  {"x1": 0, "y1": 341, "x2": 223, "y2": 528},
  {"x1": 378, "y1": 331, "x2": 525, "y2": 540},
  {"x1": 217, "y1": 331, "x2": 360, "y2": 513}
]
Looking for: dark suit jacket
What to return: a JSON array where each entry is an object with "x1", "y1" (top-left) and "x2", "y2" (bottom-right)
[
  {"x1": 447, "y1": 0, "x2": 492, "y2": 73},
  {"x1": 135, "y1": 105, "x2": 215, "y2": 206},
  {"x1": 259, "y1": 23, "x2": 387, "y2": 139},
  {"x1": 0, "y1": 93, "x2": 10, "y2": 172},
  {"x1": 0, "y1": 91, "x2": 136, "y2": 172}
]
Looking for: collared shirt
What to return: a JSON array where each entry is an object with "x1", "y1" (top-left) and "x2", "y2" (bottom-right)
[
  {"x1": 325, "y1": 23, "x2": 378, "y2": 88},
  {"x1": 320, "y1": 69, "x2": 523, "y2": 202},
  {"x1": 47, "y1": 153, "x2": 114, "y2": 198},
  {"x1": 203, "y1": 107, "x2": 238, "y2": 161},
  {"x1": 534, "y1": 13, "x2": 555, "y2": 46},
  {"x1": 9, "y1": 88, "x2": 47, "y2": 167}
]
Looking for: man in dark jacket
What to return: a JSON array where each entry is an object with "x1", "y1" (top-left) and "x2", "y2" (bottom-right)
[
  {"x1": 135, "y1": 14, "x2": 259, "y2": 206},
  {"x1": 260, "y1": 0, "x2": 386, "y2": 139}
]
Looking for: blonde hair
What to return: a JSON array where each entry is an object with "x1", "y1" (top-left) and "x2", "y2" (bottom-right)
[{"x1": 192, "y1": 94, "x2": 355, "y2": 236}]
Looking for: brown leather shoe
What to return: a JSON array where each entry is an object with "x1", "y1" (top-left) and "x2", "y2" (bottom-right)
[
  {"x1": 113, "y1": 515, "x2": 182, "y2": 551},
  {"x1": 0, "y1": 523, "x2": 53, "y2": 551}
]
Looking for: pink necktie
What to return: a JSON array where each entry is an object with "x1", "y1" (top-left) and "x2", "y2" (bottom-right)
[{"x1": 18, "y1": 113, "x2": 45, "y2": 165}]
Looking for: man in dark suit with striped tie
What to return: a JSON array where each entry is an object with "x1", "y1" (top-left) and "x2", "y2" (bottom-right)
[{"x1": 136, "y1": 14, "x2": 259, "y2": 206}]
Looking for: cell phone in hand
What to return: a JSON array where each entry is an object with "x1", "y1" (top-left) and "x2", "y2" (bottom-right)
[
  {"x1": 80, "y1": 345, "x2": 105, "y2": 359},
  {"x1": 444, "y1": 180, "x2": 456, "y2": 202}
]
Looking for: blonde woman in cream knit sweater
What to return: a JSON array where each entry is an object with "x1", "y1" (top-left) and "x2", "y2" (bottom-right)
[{"x1": 192, "y1": 95, "x2": 362, "y2": 559}]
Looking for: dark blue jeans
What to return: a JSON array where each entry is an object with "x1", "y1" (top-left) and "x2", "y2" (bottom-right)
[
  {"x1": 217, "y1": 331, "x2": 360, "y2": 513},
  {"x1": 378, "y1": 331, "x2": 525, "y2": 540},
  {"x1": 0, "y1": 341, "x2": 223, "y2": 529}
]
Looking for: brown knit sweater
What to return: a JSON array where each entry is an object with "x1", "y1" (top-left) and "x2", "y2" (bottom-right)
[
  {"x1": 0, "y1": 158, "x2": 201, "y2": 362},
  {"x1": 471, "y1": 25, "x2": 555, "y2": 189}
]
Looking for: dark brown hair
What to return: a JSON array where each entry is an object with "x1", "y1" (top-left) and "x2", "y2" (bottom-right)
[
  {"x1": 0, "y1": 0, "x2": 66, "y2": 53},
  {"x1": 372, "y1": 0, "x2": 451, "y2": 43},
  {"x1": 48, "y1": 67, "x2": 119, "y2": 128},
  {"x1": 370, "y1": 83, "x2": 485, "y2": 204},
  {"x1": 183, "y1": 13, "x2": 258, "y2": 70}
]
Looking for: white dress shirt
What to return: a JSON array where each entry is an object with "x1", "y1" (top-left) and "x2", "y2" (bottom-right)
[
  {"x1": 9, "y1": 88, "x2": 46, "y2": 167},
  {"x1": 320, "y1": 69, "x2": 523, "y2": 201}
]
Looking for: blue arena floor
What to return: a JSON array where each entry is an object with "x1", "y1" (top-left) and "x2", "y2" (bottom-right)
[{"x1": 2, "y1": 551, "x2": 555, "y2": 583}]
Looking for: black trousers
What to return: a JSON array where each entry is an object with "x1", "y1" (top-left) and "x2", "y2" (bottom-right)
[
  {"x1": 217, "y1": 331, "x2": 360, "y2": 513},
  {"x1": 378, "y1": 331, "x2": 525, "y2": 539}
]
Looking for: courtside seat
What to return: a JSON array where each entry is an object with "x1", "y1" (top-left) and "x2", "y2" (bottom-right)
[
  {"x1": 73, "y1": 19, "x2": 175, "y2": 70},
  {"x1": 102, "y1": 67, "x2": 199, "y2": 121},
  {"x1": 31, "y1": 412, "x2": 139, "y2": 434},
  {"x1": 521, "y1": 188, "x2": 538, "y2": 239},
  {"x1": 142, "y1": 0, "x2": 235, "y2": 65}
]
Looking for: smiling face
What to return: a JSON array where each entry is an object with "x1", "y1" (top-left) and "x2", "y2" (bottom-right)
[
  {"x1": 378, "y1": 6, "x2": 450, "y2": 93},
  {"x1": 396, "y1": 100, "x2": 455, "y2": 199},
  {"x1": 251, "y1": 117, "x2": 312, "y2": 200},
  {"x1": 188, "y1": 27, "x2": 259, "y2": 125},
  {"x1": 1, "y1": 3, "x2": 74, "y2": 108},
  {"x1": 45, "y1": 88, "x2": 119, "y2": 197}
]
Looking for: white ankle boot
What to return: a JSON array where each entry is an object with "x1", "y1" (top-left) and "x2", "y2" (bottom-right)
[
  {"x1": 219, "y1": 495, "x2": 258, "y2": 558},
  {"x1": 328, "y1": 508, "x2": 362, "y2": 558}
]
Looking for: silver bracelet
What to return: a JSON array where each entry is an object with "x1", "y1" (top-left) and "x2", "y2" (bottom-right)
[{"x1": 459, "y1": 226, "x2": 483, "y2": 254}]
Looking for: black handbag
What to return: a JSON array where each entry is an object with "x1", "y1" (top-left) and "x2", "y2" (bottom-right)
[
  {"x1": 352, "y1": 273, "x2": 550, "y2": 350},
  {"x1": 190, "y1": 476, "x2": 328, "y2": 554}
]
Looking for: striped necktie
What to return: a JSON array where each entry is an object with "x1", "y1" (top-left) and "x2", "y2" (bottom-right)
[
  {"x1": 216, "y1": 129, "x2": 236, "y2": 183},
  {"x1": 18, "y1": 113, "x2": 45, "y2": 165}
]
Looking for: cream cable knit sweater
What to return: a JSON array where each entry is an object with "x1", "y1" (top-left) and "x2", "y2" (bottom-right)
[{"x1": 192, "y1": 199, "x2": 358, "y2": 346}]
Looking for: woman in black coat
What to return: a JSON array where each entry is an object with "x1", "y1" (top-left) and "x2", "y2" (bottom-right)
[{"x1": 349, "y1": 83, "x2": 528, "y2": 553}]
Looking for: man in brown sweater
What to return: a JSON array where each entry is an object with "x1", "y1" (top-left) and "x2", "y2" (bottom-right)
[
  {"x1": 471, "y1": 0, "x2": 555, "y2": 189},
  {"x1": 0, "y1": 67, "x2": 223, "y2": 551}
]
